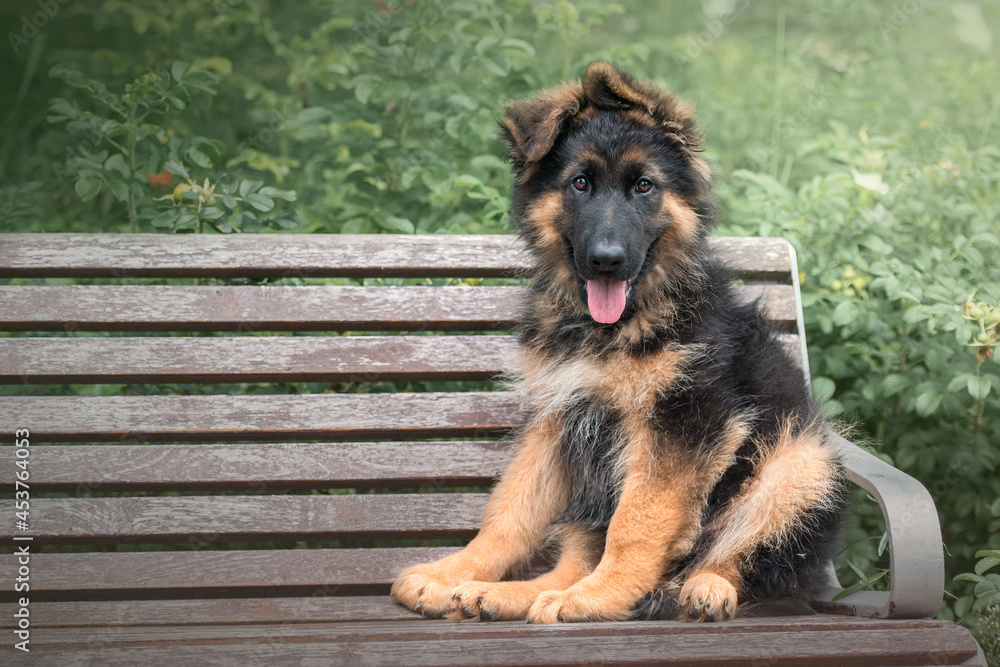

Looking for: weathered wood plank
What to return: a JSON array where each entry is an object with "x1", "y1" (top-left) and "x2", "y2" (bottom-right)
[
  {"x1": 0, "y1": 547, "x2": 461, "y2": 602},
  {"x1": 1, "y1": 624, "x2": 980, "y2": 665},
  {"x1": 0, "y1": 234, "x2": 792, "y2": 280},
  {"x1": 0, "y1": 596, "x2": 421, "y2": 628},
  {"x1": 0, "y1": 391, "x2": 521, "y2": 442},
  {"x1": 5, "y1": 615, "x2": 975, "y2": 643},
  {"x1": 0, "y1": 285, "x2": 524, "y2": 332},
  {"x1": 0, "y1": 441, "x2": 511, "y2": 492},
  {"x1": 0, "y1": 493, "x2": 488, "y2": 545},
  {"x1": 0, "y1": 335, "x2": 517, "y2": 384},
  {"x1": 0, "y1": 284, "x2": 796, "y2": 332},
  {"x1": 0, "y1": 596, "x2": 956, "y2": 631},
  {"x1": 0, "y1": 332, "x2": 801, "y2": 385}
]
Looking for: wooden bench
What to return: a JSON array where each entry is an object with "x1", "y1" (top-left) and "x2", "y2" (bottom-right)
[{"x1": 0, "y1": 233, "x2": 985, "y2": 665}]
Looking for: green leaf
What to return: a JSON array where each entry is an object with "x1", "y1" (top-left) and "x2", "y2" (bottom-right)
[
  {"x1": 972, "y1": 574, "x2": 1000, "y2": 609},
  {"x1": 164, "y1": 161, "x2": 190, "y2": 180},
  {"x1": 174, "y1": 213, "x2": 198, "y2": 231},
  {"x1": 350, "y1": 74, "x2": 382, "y2": 105},
  {"x1": 222, "y1": 193, "x2": 237, "y2": 209},
  {"x1": 375, "y1": 215, "x2": 415, "y2": 234},
  {"x1": 199, "y1": 207, "x2": 225, "y2": 221},
  {"x1": 104, "y1": 153, "x2": 128, "y2": 176},
  {"x1": 454, "y1": 174, "x2": 482, "y2": 188},
  {"x1": 811, "y1": 376, "x2": 835, "y2": 403},
  {"x1": 107, "y1": 179, "x2": 129, "y2": 202},
  {"x1": 187, "y1": 147, "x2": 212, "y2": 169},
  {"x1": 877, "y1": 530, "x2": 889, "y2": 557},
  {"x1": 499, "y1": 38, "x2": 536, "y2": 57},
  {"x1": 967, "y1": 376, "x2": 992, "y2": 400},
  {"x1": 914, "y1": 391, "x2": 943, "y2": 417},
  {"x1": 182, "y1": 70, "x2": 221, "y2": 95},
  {"x1": 171, "y1": 61, "x2": 188, "y2": 83},
  {"x1": 149, "y1": 209, "x2": 180, "y2": 229},
  {"x1": 258, "y1": 186, "x2": 297, "y2": 201},
  {"x1": 832, "y1": 568, "x2": 889, "y2": 600},
  {"x1": 832, "y1": 300, "x2": 859, "y2": 327},
  {"x1": 166, "y1": 91, "x2": 188, "y2": 110},
  {"x1": 859, "y1": 234, "x2": 894, "y2": 255},
  {"x1": 46, "y1": 98, "x2": 80, "y2": 123},
  {"x1": 239, "y1": 180, "x2": 262, "y2": 197},
  {"x1": 273, "y1": 214, "x2": 301, "y2": 229},
  {"x1": 953, "y1": 594, "x2": 974, "y2": 619},
  {"x1": 881, "y1": 374, "x2": 911, "y2": 397},
  {"x1": 975, "y1": 554, "x2": 1000, "y2": 576},
  {"x1": 243, "y1": 193, "x2": 275, "y2": 212},
  {"x1": 74, "y1": 176, "x2": 102, "y2": 202},
  {"x1": 948, "y1": 373, "x2": 976, "y2": 393}
]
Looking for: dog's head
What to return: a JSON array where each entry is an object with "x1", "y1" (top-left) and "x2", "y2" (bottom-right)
[{"x1": 501, "y1": 62, "x2": 714, "y2": 325}]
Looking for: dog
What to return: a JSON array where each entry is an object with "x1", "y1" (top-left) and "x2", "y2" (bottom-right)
[{"x1": 391, "y1": 62, "x2": 846, "y2": 623}]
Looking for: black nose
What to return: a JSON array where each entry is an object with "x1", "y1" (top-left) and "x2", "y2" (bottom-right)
[{"x1": 588, "y1": 241, "x2": 626, "y2": 273}]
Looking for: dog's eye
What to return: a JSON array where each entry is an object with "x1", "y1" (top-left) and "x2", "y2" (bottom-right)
[
  {"x1": 571, "y1": 176, "x2": 589, "y2": 192},
  {"x1": 636, "y1": 178, "x2": 653, "y2": 194}
]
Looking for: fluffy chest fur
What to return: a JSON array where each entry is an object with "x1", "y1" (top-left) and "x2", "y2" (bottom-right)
[{"x1": 514, "y1": 343, "x2": 699, "y2": 419}]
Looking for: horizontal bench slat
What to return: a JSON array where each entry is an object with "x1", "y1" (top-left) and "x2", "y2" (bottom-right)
[
  {"x1": 3, "y1": 614, "x2": 974, "y2": 645},
  {"x1": 0, "y1": 493, "x2": 488, "y2": 545},
  {"x1": 0, "y1": 234, "x2": 792, "y2": 280},
  {"x1": 0, "y1": 547, "x2": 460, "y2": 602},
  {"x1": 0, "y1": 285, "x2": 522, "y2": 332},
  {"x1": 0, "y1": 284, "x2": 796, "y2": 332},
  {"x1": 0, "y1": 332, "x2": 804, "y2": 385},
  {"x1": 0, "y1": 597, "x2": 955, "y2": 631},
  {"x1": 3, "y1": 624, "x2": 979, "y2": 665},
  {"x1": 0, "y1": 335, "x2": 517, "y2": 384},
  {"x1": 0, "y1": 596, "x2": 421, "y2": 628},
  {"x1": 0, "y1": 391, "x2": 520, "y2": 442},
  {"x1": 0, "y1": 441, "x2": 510, "y2": 492}
]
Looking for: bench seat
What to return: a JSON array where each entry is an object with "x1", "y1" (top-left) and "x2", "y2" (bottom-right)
[{"x1": 0, "y1": 233, "x2": 985, "y2": 665}]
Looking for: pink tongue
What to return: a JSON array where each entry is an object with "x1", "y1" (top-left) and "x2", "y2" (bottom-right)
[{"x1": 586, "y1": 277, "x2": 629, "y2": 324}]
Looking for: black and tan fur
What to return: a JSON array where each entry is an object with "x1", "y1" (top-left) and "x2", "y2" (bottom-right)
[{"x1": 391, "y1": 62, "x2": 847, "y2": 623}]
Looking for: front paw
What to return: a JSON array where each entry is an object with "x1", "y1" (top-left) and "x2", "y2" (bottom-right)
[
  {"x1": 448, "y1": 581, "x2": 537, "y2": 622},
  {"x1": 391, "y1": 560, "x2": 471, "y2": 618},
  {"x1": 679, "y1": 571, "x2": 738, "y2": 621},
  {"x1": 527, "y1": 586, "x2": 632, "y2": 623}
]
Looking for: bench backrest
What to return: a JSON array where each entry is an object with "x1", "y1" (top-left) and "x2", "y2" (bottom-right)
[{"x1": 0, "y1": 234, "x2": 802, "y2": 613}]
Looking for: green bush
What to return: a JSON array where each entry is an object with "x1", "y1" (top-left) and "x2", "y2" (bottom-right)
[{"x1": 2, "y1": 0, "x2": 998, "y2": 644}]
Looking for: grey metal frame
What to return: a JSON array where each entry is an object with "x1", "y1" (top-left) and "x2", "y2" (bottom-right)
[{"x1": 786, "y1": 243, "x2": 946, "y2": 619}]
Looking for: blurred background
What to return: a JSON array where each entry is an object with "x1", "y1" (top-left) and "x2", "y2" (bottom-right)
[{"x1": 1, "y1": 0, "x2": 998, "y2": 655}]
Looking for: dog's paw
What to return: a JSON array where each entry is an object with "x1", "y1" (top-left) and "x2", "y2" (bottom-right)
[
  {"x1": 447, "y1": 581, "x2": 536, "y2": 622},
  {"x1": 526, "y1": 586, "x2": 631, "y2": 624},
  {"x1": 391, "y1": 560, "x2": 471, "y2": 618},
  {"x1": 679, "y1": 571, "x2": 738, "y2": 621}
]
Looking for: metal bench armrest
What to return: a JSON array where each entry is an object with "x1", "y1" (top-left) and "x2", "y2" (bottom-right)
[{"x1": 812, "y1": 431, "x2": 944, "y2": 618}]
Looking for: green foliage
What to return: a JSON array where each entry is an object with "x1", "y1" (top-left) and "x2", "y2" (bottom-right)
[
  {"x1": 718, "y1": 122, "x2": 1000, "y2": 576},
  {"x1": 2, "y1": 0, "x2": 999, "y2": 620},
  {"x1": 45, "y1": 59, "x2": 296, "y2": 232},
  {"x1": 951, "y1": 551, "x2": 1000, "y2": 666}
]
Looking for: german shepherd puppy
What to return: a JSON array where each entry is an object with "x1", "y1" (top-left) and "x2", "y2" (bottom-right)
[{"x1": 392, "y1": 62, "x2": 846, "y2": 623}]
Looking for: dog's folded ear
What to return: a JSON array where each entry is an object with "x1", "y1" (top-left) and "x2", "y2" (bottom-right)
[
  {"x1": 501, "y1": 84, "x2": 584, "y2": 168},
  {"x1": 582, "y1": 61, "x2": 659, "y2": 113},
  {"x1": 583, "y1": 61, "x2": 703, "y2": 151},
  {"x1": 501, "y1": 63, "x2": 704, "y2": 168}
]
